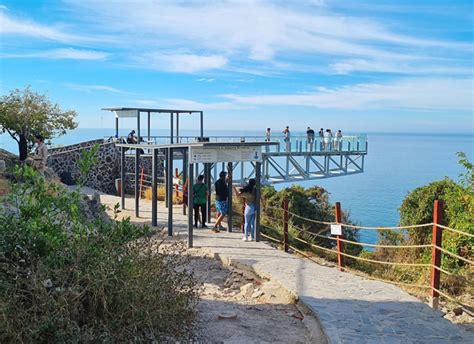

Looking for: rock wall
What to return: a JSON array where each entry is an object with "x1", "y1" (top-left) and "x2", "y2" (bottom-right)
[{"x1": 47, "y1": 140, "x2": 164, "y2": 194}]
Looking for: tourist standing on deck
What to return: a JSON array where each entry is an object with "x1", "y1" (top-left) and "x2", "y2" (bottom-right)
[
  {"x1": 33, "y1": 134, "x2": 48, "y2": 172},
  {"x1": 282, "y1": 126, "x2": 291, "y2": 152},
  {"x1": 213, "y1": 171, "x2": 228, "y2": 233},
  {"x1": 127, "y1": 130, "x2": 138, "y2": 144},
  {"x1": 334, "y1": 130, "x2": 343, "y2": 151},
  {"x1": 193, "y1": 175, "x2": 208, "y2": 228},
  {"x1": 265, "y1": 128, "x2": 271, "y2": 142},
  {"x1": 323, "y1": 129, "x2": 332, "y2": 151},
  {"x1": 306, "y1": 127, "x2": 315, "y2": 151},
  {"x1": 235, "y1": 179, "x2": 257, "y2": 241}
]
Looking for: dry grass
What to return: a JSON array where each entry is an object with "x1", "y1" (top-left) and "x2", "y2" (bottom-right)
[{"x1": 143, "y1": 186, "x2": 183, "y2": 204}]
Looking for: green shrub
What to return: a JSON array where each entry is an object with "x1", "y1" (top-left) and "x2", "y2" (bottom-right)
[{"x1": 0, "y1": 166, "x2": 199, "y2": 342}]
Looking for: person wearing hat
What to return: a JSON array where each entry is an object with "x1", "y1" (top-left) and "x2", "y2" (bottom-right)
[{"x1": 213, "y1": 171, "x2": 229, "y2": 232}]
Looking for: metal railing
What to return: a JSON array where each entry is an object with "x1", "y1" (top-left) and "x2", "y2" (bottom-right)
[{"x1": 106, "y1": 134, "x2": 368, "y2": 154}]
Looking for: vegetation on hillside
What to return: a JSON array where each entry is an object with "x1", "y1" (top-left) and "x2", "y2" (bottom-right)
[
  {"x1": 0, "y1": 165, "x2": 199, "y2": 342},
  {"x1": 0, "y1": 86, "x2": 77, "y2": 160}
]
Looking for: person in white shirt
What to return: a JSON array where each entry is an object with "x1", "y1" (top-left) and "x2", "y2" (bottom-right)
[
  {"x1": 334, "y1": 130, "x2": 343, "y2": 151},
  {"x1": 282, "y1": 126, "x2": 291, "y2": 152},
  {"x1": 33, "y1": 134, "x2": 48, "y2": 171},
  {"x1": 323, "y1": 129, "x2": 332, "y2": 151}
]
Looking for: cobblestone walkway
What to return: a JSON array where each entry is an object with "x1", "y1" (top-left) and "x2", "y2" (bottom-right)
[{"x1": 94, "y1": 192, "x2": 473, "y2": 344}]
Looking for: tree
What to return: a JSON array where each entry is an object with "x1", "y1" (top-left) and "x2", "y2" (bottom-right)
[{"x1": 0, "y1": 86, "x2": 78, "y2": 160}]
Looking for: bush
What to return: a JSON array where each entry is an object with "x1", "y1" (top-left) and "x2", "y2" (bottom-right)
[
  {"x1": 0, "y1": 166, "x2": 199, "y2": 342},
  {"x1": 261, "y1": 185, "x2": 361, "y2": 258}
]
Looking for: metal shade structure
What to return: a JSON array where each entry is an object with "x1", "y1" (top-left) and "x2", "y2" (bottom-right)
[
  {"x1": 102, "y1": 107, "x2": 204, "y2": 144},
  {"x1": 115, "y1": 141, "x2": 278, "y2": 248}
]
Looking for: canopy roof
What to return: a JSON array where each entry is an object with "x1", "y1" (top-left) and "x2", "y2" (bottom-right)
[{"x1": 102, "y1": 107, "x2": 202, "y2": 118}]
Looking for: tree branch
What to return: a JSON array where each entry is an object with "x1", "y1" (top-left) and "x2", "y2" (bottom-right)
[{"x1": 5, "y1": 128, "x2": 19, "y2": 143}]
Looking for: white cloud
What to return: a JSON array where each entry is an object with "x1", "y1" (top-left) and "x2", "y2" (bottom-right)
[
  {"x1": 137, "y1": 53, "x2": 227, "y2": 73},
  {"x1": 196, "y1": 78, "x2": 216, "y2": 83},
  {"x1": 221, "y1": 78, "x2": 474, "y2": 111},
  {"x1": 64, "y1": 83, "x2": 129, "y2": 94},
  {"x1": 0, "y1": 11, "x2": 91, "y2": 43},
  {"x1": 164, "y1": 98, "x2": 236, "y2": 111},
  {"x1": 1, "y1": 48, "x2": 108, "y2": 60}
]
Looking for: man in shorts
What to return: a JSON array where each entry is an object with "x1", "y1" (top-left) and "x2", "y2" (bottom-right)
[{"x1": 213, "y1": 171, "x2": 229, "y2": 232}]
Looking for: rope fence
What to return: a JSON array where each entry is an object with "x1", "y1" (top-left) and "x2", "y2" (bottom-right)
[{"x1": 260, "y1": 198, "x2": 473, "y2": 314}]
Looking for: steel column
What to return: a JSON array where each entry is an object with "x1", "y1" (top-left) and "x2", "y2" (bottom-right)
[
  {"x1": 120, "y1": 146, "x2": 125, "y2": 209},
  {"x1": 176, "y1": 113, "x2": 180, "y2": 143},
  {"x1": 167, "y1": 148, "x2": 174, "y2": 236},
  {"x1": 170, "y1": 113, "x2": 174, "y2": 144},
  {"x1": 182, "y1": 148, "x2": 187, "y2": 215},
  {"x1": 147, "y1": 111, "x2": 151, "y2": 143},
  {"x1": 135, "y1": 147, "x2": 140, "y2": 217},
  {"x1": 152, "y1": 148, "x2": 158, "y2": 227},
  {"x1": 187, "y1": 162, "x2": 194, "y2": 248},
  {"x1": 227, "y1": 162, "x2": 233, "y2": 232},
  {"x1": 255, "y1": 161, "x2": 262, "y2": 242},
  {"x1": 200, "y1": 111, "x2": 204, "y2": 140},
  {"x1": 137, "y1": 111, "x2": 140, "y2": 143},
  {"x1": 115, "y1": 117, "x2": 119, "y2": 138}
]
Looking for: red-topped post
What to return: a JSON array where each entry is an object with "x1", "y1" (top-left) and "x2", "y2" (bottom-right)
[
  {"x1": 335, "y1": 202, "x2": 345, "y2": 271},
  {"x1": 283, "y1": 197, "x2": 289, "y2": 253},
  {"x1": 429, "y1": 200, "x2": 444, "y2": 309}
]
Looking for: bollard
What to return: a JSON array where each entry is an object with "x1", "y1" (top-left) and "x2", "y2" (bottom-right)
[
  {"x1": 335, "y1": 202, "x2": 345, "y2": 271},
  {"x1": 429, "y1": 200, "x2": 444, "y2": 309},
  {"x1": 283, "y1": 197, "x2": 289, "y2": 253}
]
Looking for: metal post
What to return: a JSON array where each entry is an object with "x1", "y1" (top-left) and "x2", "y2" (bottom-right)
[
  {"x1": 165, "y1": 150, "x2": 169, "y2": 208},
  {"x1": 255, "y1": 161, "x2": 262, "y2": 242},
  {"x1": 135, "y1": 147, "x2": 140, "y2": 217},
  {"x1": 137, "y1": 111, "x2": 141, "y2": 144},
  {"x1": 176, "y1": 113, "x2": 180, "y2": 143},
  {"x1": 227, "y1": 162, "x2": 233, "y2": 232},
  {"x1": 205, "y1": 163, "x2": 212, "y2": 222},
  {"x1": 200, "y1": 111, "x2": 204, "y2": 140},
  {"x1": 121, "y1": 146, "x2": 125, "y2": 209},
  {"x1": 152, "y1": 148, "x2": 158, "y2": 227},
  {"x1": 167, "y1": 148, "x2": 174, "y2": 236},
  {"x1": 335, "y1": 202, "x2": 344, "y2": 271},
  {"x1": 182, "y1": 148, "x2": 187, "y2": 215},
  {"x1": 283, "y1": 197, "x2": 289, "y2": 252},
  {"x1": 115, "y1": 117, "x2": 119, "y2": 138},
  {"x1": 170, "y1": 113, "x2": 174, "y2": 144},
  {"x1": 187, "y1": 162, "x2": 194, "y2": 248},
  {"x1": 430, "y1": 200, "x2": 444, "y2": 309},
  {"x1": 147, "y1": 111, "x2": 151, "y2": 143}
]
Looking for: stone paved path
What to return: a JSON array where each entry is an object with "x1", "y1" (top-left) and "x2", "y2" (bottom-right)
[{"x1": 90, "y1": 191, "x2": 473, "y2": 344}]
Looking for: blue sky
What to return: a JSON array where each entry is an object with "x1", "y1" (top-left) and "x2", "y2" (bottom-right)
[{"x1": 0, "y1": 0, "x2": 473, "y2": 133}]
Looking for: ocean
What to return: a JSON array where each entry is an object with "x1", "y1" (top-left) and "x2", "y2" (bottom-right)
[{"x1": 1, "y1": 129, "x2": 472, "y2": 244}]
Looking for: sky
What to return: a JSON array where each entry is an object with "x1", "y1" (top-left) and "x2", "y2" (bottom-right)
[{"x1": 0, "y1": 0, "x2": 473, "y2": 133}]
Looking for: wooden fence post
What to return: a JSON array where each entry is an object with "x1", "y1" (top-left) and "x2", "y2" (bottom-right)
[
  {"x1": 335, "y1": 202, "x2": 345, "y2": 271},
  {"x1": 429, "y1": 200, "x2": 444, "y2": 309},
  {"x1": 283, "y1": 197, "x2": 289, "y2": 253}
]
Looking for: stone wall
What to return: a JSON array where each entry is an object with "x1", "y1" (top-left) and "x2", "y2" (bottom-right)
[{"x1": 47, "y1": 140, "x2": 165, "y2": 195}]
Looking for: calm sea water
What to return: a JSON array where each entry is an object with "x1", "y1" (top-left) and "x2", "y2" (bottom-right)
[{"x1": 1, "y1": 129, "x2": 472, "y2": 244}]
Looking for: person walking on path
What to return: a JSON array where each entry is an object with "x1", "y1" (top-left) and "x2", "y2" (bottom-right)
[
  {"x1": 323, "y1": 129, "x2": 332, "y2": 151},
  {"x1": 235, "y1": 179, "x2": 257, "y2": 241},
  {"x1": 193, "y1": 175, "x2": 208, "y2": 228},
  {"x1": 306, "y1": 126, "x2": 315, "y2": 151},
  {"x1": 265, "y1": 128, "x2": 271, "y2": 152},
  {"x1": 213, "y1": 171, "x2": 229, "y2": 233},
  {"x1": 282, "y1": 126, "x2": 291, "y2": 152},
  {"x1": 334, "y1": 130, "x2": 343, "y2": 151}
]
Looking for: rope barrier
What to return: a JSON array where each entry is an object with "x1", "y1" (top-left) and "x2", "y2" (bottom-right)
[
  {"x1": 267, "y1": 205, "x2": 434, "y2": 230},
  {"x1": 431, "y1": 264, "x2": 453, "y2": 276},
  {"x1": 340, "y1": 267, "x2": 431, "y2": 289},
  {"x1": 292, "y1": 224, "x2": 336, "y2": 241},
  {"x1": 430, "y1": 287, "x2": 474, "y2": 316},
  {"x1": 260, "y1": 233, "x2": 283, "y2": 244},
  {"x1": 433, "y1": 245, "x2": 474, "y2": 265},
  {"x1": 435, "y1": 224, "x2": 474, "y2": 238}
]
